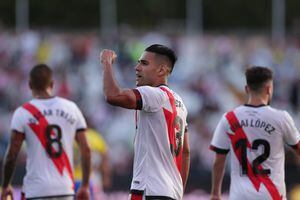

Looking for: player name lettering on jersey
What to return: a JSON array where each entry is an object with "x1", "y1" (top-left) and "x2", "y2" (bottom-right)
[
  {"x1": 239, "y1": 118, "x2": 276, "y2": 134},
  {"x1": 175, "y1": 99, "x2": 184, "y2": 110},
  {"x1": 28, "y1": 109, "x2": 76, "y2": 125}
]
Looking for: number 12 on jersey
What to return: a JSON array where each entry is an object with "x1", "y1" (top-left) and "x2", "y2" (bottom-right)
[{"x1": 235, "y1": 138, "x2": 271, "y2": 176}]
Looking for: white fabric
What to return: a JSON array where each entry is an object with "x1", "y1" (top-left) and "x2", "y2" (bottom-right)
[
  {"x1": 211, "y1": 105, "x2": 300, "y2": 200},
  {"x1": 131, "y1": 86, "x2": 188, "y2": 200},
  {"x1": 11, "y1": 97, "x2": 87, "y2": 198}
]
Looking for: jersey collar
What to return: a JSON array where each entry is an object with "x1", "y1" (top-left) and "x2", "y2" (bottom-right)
[
  {"x1": 156, "y1": 84, "x2": 168, "y2": 87},
  {"x1": 244, "y1": 104, "x2": 267, "y2": 108},
  {"x1": 33, "y1": 96, "x2": 56, "y2": 100}
]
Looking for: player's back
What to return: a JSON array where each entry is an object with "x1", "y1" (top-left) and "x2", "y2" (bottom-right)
[
  {"x1": 226, "y1": 105, "x2": 299, "y2": 200},
  {"x1": 11, "y1": 96, "x2": 87, "y2": 198}
]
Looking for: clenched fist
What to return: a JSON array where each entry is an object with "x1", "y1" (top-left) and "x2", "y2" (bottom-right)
[{"x1": 100, "y1": 49, "x2": 117, "y2": 65}]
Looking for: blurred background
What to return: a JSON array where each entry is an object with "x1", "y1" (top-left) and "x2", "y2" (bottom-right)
[{"x1": 1, "y1": 0, "x2": 300, "y2": 199}]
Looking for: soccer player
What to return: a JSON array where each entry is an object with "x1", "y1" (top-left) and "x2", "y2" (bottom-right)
[
  {"x1": 1, "y1": 64, "x2": 91, "y2": 200},
  {"x1": 100, "y1": 44, "x2": 190, "y2": 200},
  {"x1": 210, "y1": 66, "x2": 300, "y2": 200}
]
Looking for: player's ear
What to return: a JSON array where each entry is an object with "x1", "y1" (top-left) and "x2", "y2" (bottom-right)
[
  {"x1": 263, "y1": 80, "x2": 272, "y2": 95},
  {"x1": 158, "y1": 64, "x2": 169, "y2": 76},
  {"x1": 266, "y1": 83, "x2": 272, "y2": 95}
]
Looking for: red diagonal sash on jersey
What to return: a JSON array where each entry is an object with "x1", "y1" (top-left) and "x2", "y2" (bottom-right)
[
  {"x1": 160, "y1": 87, "x2": 182, "y2": 172},
  {"x1": 23, "y1": 103, "x2": 74, "y2": 184},
  {"x1": 226, "y1": 111, "x2": 282, "y2": 200}
]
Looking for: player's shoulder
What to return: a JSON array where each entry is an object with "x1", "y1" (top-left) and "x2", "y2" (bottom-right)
[
  {"x1": 265, "y1": 106, "x2": 290, "y2": 118},
  {"x1": 48, "y1": 97, "x2": 83, "y2": 114},
  {"x1": 163, "y1": 87, "x2": 188, "y2": 113},
  {"x1": 235, "y1": 105, "x2": 291, "y2": 121},
  {"x1": 136, "y1": 85, "x2": 170, "y2": 100},
  {"x1": 136, "y1": 85, "x2": 163, "y2": 92},
  {"x1": 55, "y1": 96, "x2": 78, "y2": 107},
  {"x1": 15, "y1": 99, "x2": 36, "y2": 112},
  {"x1": 158, "y1": 85, "x2": 181, "y2": 98},
  {"x1": 13, "y1": 105, "x2": 26, "y2": 114},
  {"x1": 12, "y1": 100, "x2": 36, "y2": 116},
  {"x1": 233, "y1": 104, "x2": 284, "y2": 113},
  {"x1": 170, "y1": 89, "x2": 186, "y2": 107}
]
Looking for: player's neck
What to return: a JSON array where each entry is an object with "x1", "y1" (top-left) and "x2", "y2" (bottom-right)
[
  {"x1": 246, "y1": 95, "x2": 269, "y2": 106},
  {"x1": 32, "y1": 89, "x2": 53, "y2": 99},
  {"x1": 153, "y1": 77, "x2": 168, "y2": 87}
]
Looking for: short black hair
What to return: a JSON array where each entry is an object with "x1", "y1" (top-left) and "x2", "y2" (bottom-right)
[
  {"x1": 245, "y1": 66, "x2": 273, "y2": 91},
  {"x1": 145, "y1": 44, "x2": 177, "y2": 73},
  {"x1": 30, "y1": 64, "x2": 53, "y2": 91}
]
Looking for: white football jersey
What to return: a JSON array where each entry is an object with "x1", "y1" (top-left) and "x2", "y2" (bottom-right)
[
  {"x1": 131, "y1": 85, "x2": 188, "y2": 200},
  {"x1": 210, "y1": 105, "x2": 300, "y2": 200},
  {"x1": 11, "y1": 96, "x2": 87, "y2": 198}
]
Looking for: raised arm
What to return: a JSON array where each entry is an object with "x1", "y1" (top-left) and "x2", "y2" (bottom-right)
[
  {"x1": 100, "y1": 49, "x2": 137, "y2": 109},
  {"x1": 1, "y1": 130, "x2": 25, "y2": 200},
  {"x1": 210, "y1": 153, "x2": 227, "y2": 200},
  {"x1": 75, "y1": 130, "x2": 91, "y2": 200},
  {"x1": 181, "y1": 131, "x2": 190, "y2": 191}
]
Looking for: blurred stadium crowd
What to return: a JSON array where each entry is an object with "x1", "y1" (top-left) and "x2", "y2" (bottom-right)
[{"x1": 1, "y1": 29, "x2": 300, "y2": 197}]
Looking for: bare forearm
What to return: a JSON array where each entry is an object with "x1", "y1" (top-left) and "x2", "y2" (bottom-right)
[
  {"x1": 2, "y1": 155, "x2": 17, "y2": 187},
  {"x1": 2, "y1": 132, "x2": 24, "y2": 188},
  {"x1": 81, "y1": 151, "x2": 91, "y2": 186},
  {"x1": 181, "y1": 152, "x2": 190, "y2": 190},
  {"x1": 211, "y1": 158, "x2": 226, "y2": 197},
  {"x1": 100, "y1": 154, "x2": 111, "y2": 181},
  {"x1": 100, "y1": 163, "x2": 111, "y2": 189},
  {"x1": 103, "y1": 64, "x2": 121, "y2": 101}
]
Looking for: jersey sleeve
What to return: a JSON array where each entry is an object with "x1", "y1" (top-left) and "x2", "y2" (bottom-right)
[
  {"x1": 281, "y1": 111, "x2": 300, "y2": 146},
  {"x1": 135, "y1": 86, "x2": 169, "y2": 112},
  {"x1": 10, "y1": 107, "x2": 25, "y2": 133},
  {"x1": 210, "y1": 114, "x2": 230, "y2": 154},
  {"x1": 73, "y1": 104, "x2": 87, "y2": 131}
]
